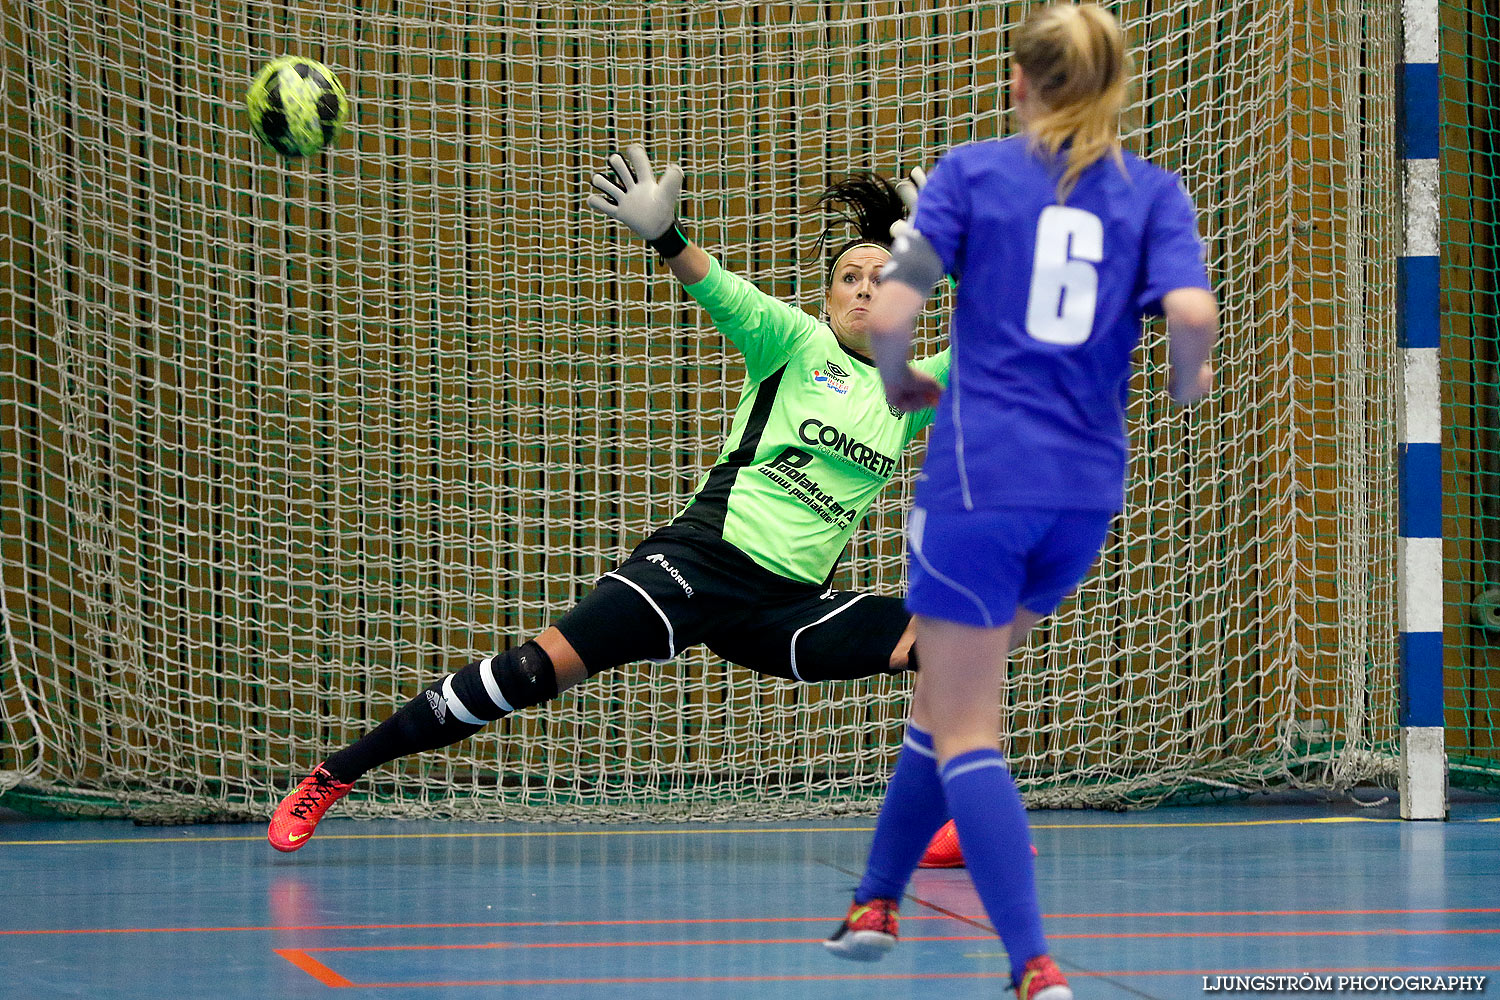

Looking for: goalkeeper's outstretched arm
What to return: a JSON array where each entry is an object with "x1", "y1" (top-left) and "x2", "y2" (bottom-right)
[
  {"x1": 587, "y1": 143, "x2": 709, "y2": 285},
  {"x1": 661, "y1": 241, "x2": 710, "y2": 286}
]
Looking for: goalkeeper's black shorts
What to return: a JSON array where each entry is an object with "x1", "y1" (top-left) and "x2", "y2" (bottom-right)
[{"x1": 554, "y1": 523, "x2": 911, "y2": 683}]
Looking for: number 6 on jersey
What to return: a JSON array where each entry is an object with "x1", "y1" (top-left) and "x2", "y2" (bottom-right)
[{"x1": 1025, "y1": 205, "x2": 1103, "y2": 346}]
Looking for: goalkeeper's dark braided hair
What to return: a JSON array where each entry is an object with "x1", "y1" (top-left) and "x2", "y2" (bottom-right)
[{"x1": 812, "y1": 173, "x2": 907, "y2": 284}]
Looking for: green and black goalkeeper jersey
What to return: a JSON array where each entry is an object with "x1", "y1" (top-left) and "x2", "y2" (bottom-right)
[{"x1": 664, "y1": 256, "x2": 951, "y2": 586}]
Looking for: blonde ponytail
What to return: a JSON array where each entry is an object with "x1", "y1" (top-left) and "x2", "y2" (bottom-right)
[{"x1": 1013, "y1": 3, "x2": 1130, "y2": 202}]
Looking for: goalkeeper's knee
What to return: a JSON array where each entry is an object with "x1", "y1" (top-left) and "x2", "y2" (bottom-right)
[{"x1": 439, "y1": 641, "x2": 558, "y2": 723}]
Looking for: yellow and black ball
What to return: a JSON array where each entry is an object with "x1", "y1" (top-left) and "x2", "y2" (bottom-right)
[{"x1": 246, "y1": 56, "x2": 348, "y2": 157}]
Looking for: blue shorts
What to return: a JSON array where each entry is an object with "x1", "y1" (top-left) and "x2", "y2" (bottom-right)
[{"x1": 905, "y1": 506, "x2": 1114, "y2": 628}]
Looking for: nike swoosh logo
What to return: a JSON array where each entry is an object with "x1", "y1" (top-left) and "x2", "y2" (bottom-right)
[{"x1": 288, "y1": 832, "x2": 309, "y2": 842}]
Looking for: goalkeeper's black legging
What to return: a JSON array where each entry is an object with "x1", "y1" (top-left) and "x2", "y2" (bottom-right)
[{"x1": 322, "y1": 526, "x2": 912, "y2": 782}]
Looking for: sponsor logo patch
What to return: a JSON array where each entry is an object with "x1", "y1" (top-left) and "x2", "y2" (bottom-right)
[
  {"x1": 811, "y1": 362, "x2": 850, "y2": 395},
  {"x1": 760, "y1": 447, "x2": 860, "y2": 527},
  {"x1": 644, "y1": 552, "x2": 695, "y2": 597},
  {"x1": 797, "y1": 418, "x2": 897, "y2": 477}
]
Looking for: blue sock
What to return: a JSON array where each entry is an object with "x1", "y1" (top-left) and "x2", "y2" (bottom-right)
[
  {"x1": 855, "y1": 723, "x2": 949, "y2": 904},
  {"x1": 940, "y1": 748, "x2": 1047, "y2": 983}
]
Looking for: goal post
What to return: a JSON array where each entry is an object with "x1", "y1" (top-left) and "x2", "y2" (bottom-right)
[
  {"x1": 0, "y1": 0, "x2": 1477, "y2": 823},
  {"x1": 1397, "y1": 0, "x2": 1446, "y2": 820}
]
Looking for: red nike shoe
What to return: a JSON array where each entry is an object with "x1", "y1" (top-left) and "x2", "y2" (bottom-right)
[
  {"x1": 917, "y1": 819, "x2": 1040, "y2": 868},
  {"x1": 918, "y1": 819, "x2": 965, "y2": 868},
  {"x1": 824, "y1": 897, "x2": 899, "y2": 962},
  {"x1": 1015, "y1": 954, "x2": 1072, "y2": 999},
  {"x1": 268, "y1": 763, "x2": 354, "y2": 852}
]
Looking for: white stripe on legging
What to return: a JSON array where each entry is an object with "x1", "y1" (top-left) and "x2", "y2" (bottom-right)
[
  {"x1": 441, "y1": 674, "x2": 485, "y2": 726},
  {"x1": 941, "y1": 755, "x2": 1008, "y2": 783},
  {"x1": 902, "y1": 733, "x2": 937, "y2": 759},
  {"x1": 478, "y1": 657, "x2": 514, "y2": 714},
  {"x1": 787, "y1": 593, "x2": 868, "y2": 683},
  {"x1": 603, "y1": 571, "x2": 676, "y2": 661}
]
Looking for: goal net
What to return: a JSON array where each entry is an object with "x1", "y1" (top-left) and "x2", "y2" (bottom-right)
[{"x1": 1, "y1": 0, "x2": 1405, "y2": 822}]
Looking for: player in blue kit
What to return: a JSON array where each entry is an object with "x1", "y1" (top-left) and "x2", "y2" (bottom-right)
[{"x1": 822, "y1": 5, "x2": 1219, "y2": 999}]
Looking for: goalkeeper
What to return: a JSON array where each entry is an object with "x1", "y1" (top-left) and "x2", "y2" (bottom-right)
[{"x1": 269, "y1": 145, "x2": 951, "y2": 851}]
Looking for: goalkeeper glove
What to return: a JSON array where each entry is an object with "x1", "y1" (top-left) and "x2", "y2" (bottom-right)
[
  {"x1": 889, "y1": 165, "x2": 956, "y2": 292},
  {"x1": 895, "y1": 165, "x2": 926, "y2": 215},
  {"x1": 889, "y1": 165, "x2": 927, "y2": 241},
  {"x1": 587, "y1": 144, "x2": 689, "y2": 258}
]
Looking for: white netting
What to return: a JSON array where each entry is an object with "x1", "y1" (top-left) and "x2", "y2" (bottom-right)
[{"x1": 1, "y1": 0, "x2": 1399, "y2": 821}]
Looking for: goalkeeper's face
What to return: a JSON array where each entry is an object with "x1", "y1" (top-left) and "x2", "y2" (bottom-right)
[{"x1": 825, "y1": 247, "x2": 890, "y2": 355}]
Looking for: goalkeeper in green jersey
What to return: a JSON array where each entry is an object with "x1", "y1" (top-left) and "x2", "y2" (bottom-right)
[{"x1": 269, "y1": 144, "x2": 950, "y2": 852}]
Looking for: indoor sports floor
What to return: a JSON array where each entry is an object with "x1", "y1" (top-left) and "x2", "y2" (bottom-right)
[{"x1": 3, "y1": 794, "x2": 1499, "y2": 999}]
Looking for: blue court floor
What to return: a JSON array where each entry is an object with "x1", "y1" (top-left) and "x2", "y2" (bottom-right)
[{"x1": 2, "y1": 793, "x2": 1498, "y2": 1000}]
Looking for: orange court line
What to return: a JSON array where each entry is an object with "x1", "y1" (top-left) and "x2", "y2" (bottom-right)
[
  {"x1": 6, "y1": 907, "x2": 1499, "y2": 937},
  {"x1": 294, "y1": 926, "x2": 1500, "y2": 955},
  {"x1": 273, "y1": 948, "x2": 354, "y2": 988},
  {"x1": 0, "y1": 915, "x2": 954, "y2": 937},
  {"x1": 304, "y1": 934, "x2": 992, "y2": 953},
  {"x1": 358, "y1": 972, "x2": 1017, "y2": 987},
  {"x1": 1049, "y1": 907, "x2": 1500, "y2": 918},
  {"x1": 280, "y1": 963, "x2": 1500, "y2": 989},
  {"x1": 1050, "y1": 928, "x2": 1500, "y2": 941}
]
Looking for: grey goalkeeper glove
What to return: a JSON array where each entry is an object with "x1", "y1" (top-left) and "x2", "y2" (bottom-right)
[
  {"x1": 887, "y1": 165, "x2": 955, "y2": 293},
  {"x1": 587, "y1": 144, "x2": 689, "y2": 258},
  {"x1": 889, "y1": 165, "x2": 927, "y2": 240}
]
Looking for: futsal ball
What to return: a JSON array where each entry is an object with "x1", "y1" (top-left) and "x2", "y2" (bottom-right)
[{"x1": 246, "y1": 56, "x2": 349, "y2": 157}]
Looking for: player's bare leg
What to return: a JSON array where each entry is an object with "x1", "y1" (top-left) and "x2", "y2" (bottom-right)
[
  {"x1": 911, "y1": 615, "x2": 1070, "y2": 999},
  {"x1": 917, "y1": 607, "x2": 1046, "y2": 868},
  {"x1": 887, "y1": 619, "x2": 917, "y2": 671}
]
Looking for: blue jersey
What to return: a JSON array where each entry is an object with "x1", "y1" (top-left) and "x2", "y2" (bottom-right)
[{"x1": 910, "y1": 135, "x2": 1211, "y2": 513}]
